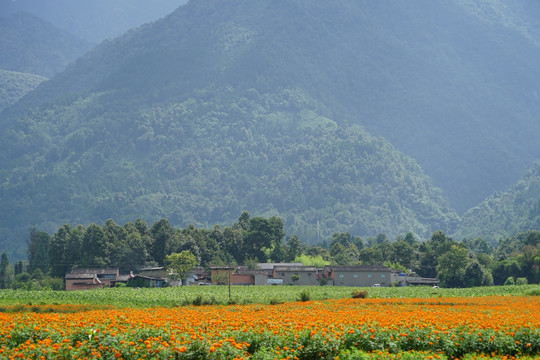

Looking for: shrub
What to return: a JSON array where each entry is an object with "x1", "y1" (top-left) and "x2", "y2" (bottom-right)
[
  {"x1": 503, "y1": 276, "x2": 515, "y2": 286},
  {"x1": 269, "y1": 298, "x2": 284, "y2": 305},
  {"x1": 515, "y1": 277, "x2": 528, "y2": 285},
  {"x1": 352, "y1": 290, "x2": 369, "y2": 299},
  {"x1": 298, "y1": 289, "x2": 311, "y2": 302},
  {"x1": 525, "y1": 287, "x2": 540, "y2": 296}
]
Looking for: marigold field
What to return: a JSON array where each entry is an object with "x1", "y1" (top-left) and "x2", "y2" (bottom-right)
[{"x1": 0, "y1": 290, "x2": 539, "y2": 359}]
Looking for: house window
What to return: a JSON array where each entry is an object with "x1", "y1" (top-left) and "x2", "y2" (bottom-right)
[
  {"x1": 102, "y1": 274, "x2": 115, "y2": 279},
  {"x1": 353, "y1": 274, "x2": 358, "y2": 278},
  {"x1": 367, "y1": 274, "x2": 372, "y2": 278},
  {"x1": 339, "y1": 274, "x2": 344, "y2": 278},
  {"x1": 381, "y1": 274, "x2": 386, "y2": 278}
]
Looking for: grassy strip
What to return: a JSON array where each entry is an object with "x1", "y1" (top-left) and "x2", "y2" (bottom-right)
[{"x1": 0, "y1": 284, "x2": 538, "y2": 308}]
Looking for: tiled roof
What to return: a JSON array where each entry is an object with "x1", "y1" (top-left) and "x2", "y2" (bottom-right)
[
  {"x1": 70, "y1": 268, "x2": 119, "y2": 275},
  {"x1": 273, "y1": 266, "x2": 317, "y2": 272},
  {"x1": 324, "y1": 265, "x2": 393, "y2": 272},
  {"x1": 65, "y1": 273, "x2": 95, "y2": 279}
]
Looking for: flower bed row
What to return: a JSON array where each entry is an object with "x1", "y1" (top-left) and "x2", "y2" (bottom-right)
[{"x1": 0, "y1": 296, "x2": 538, "y2": 359}]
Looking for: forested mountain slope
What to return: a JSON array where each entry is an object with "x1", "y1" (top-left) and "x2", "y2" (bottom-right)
[
  {"x1": 0, "y1": 87, "x2": 459, "y2": 258},
  {"x1": 0, "y1": 70, "x2": 46, "y2": 111},
  {"x1": 0, "y1": 12, "x2": 92, "y2": 78},
  {"x1": 1, "y1": 0, "x2": 539, "y2": 258},
  {"x1": 6, "y1": 0, "x2": 540, "y2": 212},
  {"x1": 455, "y1": 161, "x2": 540, "y2": 243}
]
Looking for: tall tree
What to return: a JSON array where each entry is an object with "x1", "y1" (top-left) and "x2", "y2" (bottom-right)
[
  {"x1": 286, "y1": 235, "x2": 305, "y2": 262},
  {"x1": 27, "y1": 228, "x2": 50, "y2": 274},
  {"x1": 222, "y1": 226, "x2": 244, "y2": 264},
  {"x1": 242, "y1": 216, "x2": 275, "y2": 262},
  {"x1": 165, "y1": 250, "x2": 197, "y2": 285},
  {"x1": 120, "y1": 228, "x2": 148, "y2": 273},
  {"x1": 150, "y1": 219, "x2": 174, "y2": 265},
  {"x1": 65, "y1": 224, "x2": 84, "y2": 270},
  {"x1": 80, "y1": 223, "x2": 108, "y2": 267},
  {"x1": 0, "y1": 253, "x2": 14, "y2": 289},
  {"x1": 49, "y1": 224, "x2": 70, "y2": 277},
  {"x1": 436, "y1": 245, "x2": 469, "y2": 287},
  {"x1": 464, "y1": 260, "x2": 486, "y2": 287},
  {"x1": 103, "y1": 219, "x2": 128, "y2": 269},
  {"x1": 391, "y1": 240, "x2": 416, "y2": 269}
]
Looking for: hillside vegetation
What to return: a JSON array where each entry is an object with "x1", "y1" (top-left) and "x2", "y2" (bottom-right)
[
  {"x1": 0, "y1": 88, "x2": 459, "y2": 257},
  {"x1": 0, "y1": 70, "x2": 46, "y2": 111},
  {"x1": 456, "y1": 161, "x2": 540, "y2": 242},
  {"x1": 0, "y1": 12, "x2": 92, "y2": 77},
  {"x1": 1, "y1": 0, "x2": 540, "y2": 257}
]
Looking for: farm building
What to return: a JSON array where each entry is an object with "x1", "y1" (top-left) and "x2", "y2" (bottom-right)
[
  {"x1": 392, "y1": 272, "x2": 440, "y2": 287},
  {"x1": 324, "y1": 265, "x2": 395, "y2": 287},
  {"x1": 206, "y1": 264, "x2": 440, "y2": 287},
  {"x1": 210, "y1": 266, "x2": 259, "y2": 285},
  {"x1": 126, "y1": 275, "x2": 167, "y2": 288},
  {"x1": 65, "y1": 268, "x2": 119, "y2": 290},
  {"x1": 272, "y1": 265, "x2": 319, "y2": 285}
]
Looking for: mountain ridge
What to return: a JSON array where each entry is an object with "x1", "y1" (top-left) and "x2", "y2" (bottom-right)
[
  {"x1": 1, "y1": 0, "x2": 539, "y2": 258},
  {"x1": 5, "y1": 0, "x2": 540, "y2": 212},
  {"x1": 0, "y1": 12, "x2": 93, "y2": 78},
  {"x1": 455, "y1": 160, "x2": 540, "y2": 242}
]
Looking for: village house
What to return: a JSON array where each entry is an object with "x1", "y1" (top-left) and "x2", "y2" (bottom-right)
[
  {"x1": 210, "y1": 263, "x2": 304, "y2": 285},
  {"x1": 126, "y1": 274, "x2": 167, "y2": 288},
  {"x1": 210, "y1": 266, "x2": 256, "y2": 285},
  {"x1": 65, "y1": 268, "x2": 119, "y2": 290},
  {"x1": 139, "y1": 266, "x2": 181, "y2": 286},
  {"x1": 272, "y1": 265, "x2": 319, "y2": 286},
  {"x1": 324, "y1": 265, "x2": 395, "y2": 287},
  {"x1": 184, "y1": 267, "x2": 208, "y2": 286},
  {"x1": 206, "y1": 264, "x2": 440, "y2": 288},
  {"x1": 392, "y1": 272, "x2": 440, "y2": 287}
]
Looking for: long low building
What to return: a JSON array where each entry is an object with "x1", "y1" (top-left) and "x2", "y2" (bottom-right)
[
  {"x1": 208, "y1": 264, "x2": 437, "y2": 287},
  {"x1": 324, "y1": 265, "x2": 394, "y2": 287}
]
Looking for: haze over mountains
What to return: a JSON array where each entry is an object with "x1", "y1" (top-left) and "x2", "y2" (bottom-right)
[
  {"x1": 0, "y1": 12, "x2": 92, "y2": 78},
  {"x1": 1, "y1": 0, "x2": 539, "y2": 259},
  {"x1": 0, "y1": 0, "x2": 187, "y2": 44}
]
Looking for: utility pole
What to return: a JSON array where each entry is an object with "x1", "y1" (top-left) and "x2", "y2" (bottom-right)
[
  {"x1": 228, "y1": 264, "x2": 232, "y2": 301},
  {"x1": 317, "y1": 220, "x2": 320, "y2": 243}
]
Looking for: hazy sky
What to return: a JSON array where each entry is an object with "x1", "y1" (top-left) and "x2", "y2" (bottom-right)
[{"x1": 0, "y1": 0, "x2": 187, "y2": 43}]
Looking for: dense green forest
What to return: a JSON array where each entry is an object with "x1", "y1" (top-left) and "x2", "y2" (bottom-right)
[
  {"x1": 0, "y1": 70, "x2": 46, "y2": 111},
  {"x1": 6, "y1": 0, "x2": 537, "y2": 212},
  {"x1": 1, "y1": 0, "x2": 540, "y2": 260},
  {"x1": 0, "y1": 88, "x2": 459, "y2": 259},
  {"x1": 455, "y1": 161, "x2": 540, "y2": 242},
  {"x1": 0, "y1": 12, "x2": 92, "y2": 78},
  {"x1": 1, "y1": 213, "x2": 538, "y2": 290}
]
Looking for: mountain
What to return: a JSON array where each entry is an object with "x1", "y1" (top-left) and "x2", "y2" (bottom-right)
[
  {"x1": 0, "y1": 85, "x2": 459, "y2": 258},
  {"x1": 0, "y1": 12, "x2": 93, "y2": 78},
  {"x1": 0, "y1": 0, "x2": 187, "y2": 44},
  {"x1": 6, "y1": 0, "x2": 540, "y2": 212},
  {"x1": 455, "y1": 161, "x2": 540, "y2": 243},
  {"x1": 0, "y1": 70, "x2": 46, "y2": 111},
  {"x1": 1, "y1": 0, "x2": 539, "y2": 258}
]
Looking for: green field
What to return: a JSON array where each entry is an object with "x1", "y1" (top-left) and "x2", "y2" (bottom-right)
[{"x1": 0, "y1": 284, "x2": 538, "y2": 309}]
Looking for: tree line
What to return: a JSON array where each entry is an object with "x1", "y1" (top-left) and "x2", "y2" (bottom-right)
[{"x1": 0, "y1": 212, "x2": 539, "y2": 289}]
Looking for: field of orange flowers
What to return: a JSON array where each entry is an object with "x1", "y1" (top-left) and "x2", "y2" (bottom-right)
[{"x1": 0, "y1": 295, "x2": 539, "y2": 359}]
